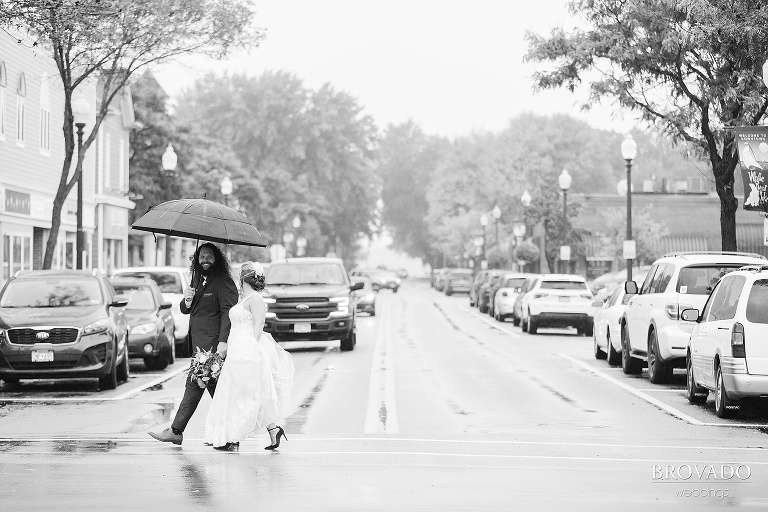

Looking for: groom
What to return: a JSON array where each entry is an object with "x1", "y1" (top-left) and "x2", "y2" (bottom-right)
[{"x1": 149, "y1": 243, "x2": 239, "y2": 445}]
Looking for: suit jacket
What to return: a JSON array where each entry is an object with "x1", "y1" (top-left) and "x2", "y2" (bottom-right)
[{"x1": 180, "y1": 270, "x2": 239, "y2": 353}]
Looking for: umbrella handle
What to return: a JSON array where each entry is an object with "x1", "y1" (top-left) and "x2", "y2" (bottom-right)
[{"x1": 189, "y1": 237, "x2": 200, "y2": 288}]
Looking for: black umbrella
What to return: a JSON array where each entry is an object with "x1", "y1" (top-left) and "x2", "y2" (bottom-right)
[{"x1": 131, "y1": 198, "x2": 267, "y2": 248}]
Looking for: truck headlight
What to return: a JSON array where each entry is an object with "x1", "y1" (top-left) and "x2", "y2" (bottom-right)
[
  {"x1": 131, "y1": 323, "x2": 157, "y2": 336},
  {"x1": 330, "y1": 296, "x2": 349, "y2": 317},
  {"x1": 83, "y1": 319, "x2": 110, "y2": 335}
]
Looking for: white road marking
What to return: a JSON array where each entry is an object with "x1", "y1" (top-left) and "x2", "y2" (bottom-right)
[
  {"x1": 0, "y1": 365, "x2": 188, "y2": 402},
  {"x1": 561, "y1": 354, "x2": 768, "y2": 428},
  {"x1": 3, "y1": 436, "x2": 768, "y2": 452},
  {"x1": 364, "y1": 300, "x2": 398, "y2": 434}
]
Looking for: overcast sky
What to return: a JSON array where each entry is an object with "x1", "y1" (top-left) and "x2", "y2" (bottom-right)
[{"x1": 154, "y1": 0, "x2": 638, "y2": 138}]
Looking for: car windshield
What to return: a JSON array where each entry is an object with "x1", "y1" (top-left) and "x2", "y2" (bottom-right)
[
  {"x1": 503, "y1": 277, "x2": 527, "y2": 288},
  {"x1": 267, "y1": 263, "x2": 346, "y2": 285},
  {"x1": 449, "y1": 270, "x2": 473, "y2": 277},
  {"x1": 676, "y1": 265, "x2": 741, "y2": 295},
  {"x1": 0, "y1": 277, "x2": 103, "y2": 307},
  {"x1": 746, "y1": 279, "x2": 768, "y2": 324},
  {"x1": 540, "y1": 280, "x2": 587, "y2": 290},
  {"x1": 115, "y1": 271, "x2": 185, "y2": 293},
  {"x1": 113, "y1": 286, "x2": 156, "y2": 310}
]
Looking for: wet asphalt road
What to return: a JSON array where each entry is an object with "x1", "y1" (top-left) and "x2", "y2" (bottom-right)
[{"x1": 2, "y1": 281, "x2": 768, "y2": 511}]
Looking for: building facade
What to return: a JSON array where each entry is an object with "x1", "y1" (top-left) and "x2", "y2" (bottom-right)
[{"x1": 0, "y1": 31, "x2": 134, "y2": 284}]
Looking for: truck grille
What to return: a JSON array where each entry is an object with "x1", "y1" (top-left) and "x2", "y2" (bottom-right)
[
  {"x1": 270, "y1": 297, "x2": 337, "y2": 320},
  {"x1": 7, "y1": 327, "x2": 80, "y2": 345}
]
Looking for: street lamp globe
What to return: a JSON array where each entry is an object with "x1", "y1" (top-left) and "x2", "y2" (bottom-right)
[
  {"x1": 220, "y1": 174, "x2": 233, "y2": 197},
  {"x1": 480, "y1": 213, "x2": 488, "y2": 227},
  {"x1": 520, "y1": 190, "x2": 532, "y2": 207},
  {"x1": 161, "y1": 143, "x2": 178, "y2": 172},
  {"x1": 72, "y1": 93, "x2": 90, "y2": 126},
  {"x1": 558, "y1": 169, "x2": 572, "y2": 191},
  {"x1": 492, "y1": 204, "x2": 501, "y2": 220},
  {"x1": 621, "y1": 133, "x2": 638, "y2": 161},
  {"x1": 292, "y1": 215, "x2": 301, "y2": 229}
]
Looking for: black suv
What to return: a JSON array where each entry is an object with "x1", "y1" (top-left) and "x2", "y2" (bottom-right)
[
  {"x1": 0, "y1": 270, "x2": 130, "y2": 390},
  {"x1": 263, "y1": 258, "x2": 363, "y2": 351}
]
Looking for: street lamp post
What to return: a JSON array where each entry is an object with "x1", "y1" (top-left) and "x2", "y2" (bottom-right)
[
  {"x1": 558, "y1": 169, "x2": 572, "y2": 273},
  {"x1": 480, "y1": 213, "x2": 488, "y2": 269},
  {"x1": 492, "y1": 204, "x2": 501, "y2": 245},
  {"x1": 72, "y1": 93, "x2": 90, "y2": 270},
  {"x1": 161, "y1": 143, "x2": 178, "y2": 266},
  {"x1": 621, "y1": 133, "x2": 638, "y2": 282},
  {"x1": 220, "y1": 174, "x2": 233, "y2": 207}
]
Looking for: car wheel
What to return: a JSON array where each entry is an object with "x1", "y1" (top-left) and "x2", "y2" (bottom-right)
[
  {"x1": 647, "y1": 330, "x2": 673, "y2": 384},
  {"x1": 606, "y1": 330, "x2": 621, "y2": 366},
  {"x1": 99, "y1": 345, "x2": 119, "y2": 391},
  {"x1": 479, "y1": 300, "x2": 488, "y2": 314},
  {"x1": 393, "y1": 288, "x2": 399, "y2": 294},
  {"x1": 116, "y1": 343, "x2": 130, "y2": 383},
  {"x1": 145, "y1": 344, "x2": 172, "y2": 371},
  {"x1": 583, "y1": 322, "x2": 594, "y2": 337},
  {"x1": 521, "y1": 312, "x2": 529, "y2": 332},
  {"x1": 686, "y1": 353, "x2": 708, "y2": 404},
  {"x1": 340, "y1": 330, "x2": 356, "y2": 351},
  {"x1": 528, "y1": 313, "x2": 538, "y2": 335},
  {"x1": 512, "y1": 313, "x2": 520, "y2": 327},
  {"x1": 445, "y1": 287, "x2": 452, "y2": 296},
  {"x1": 593, "y1": 331, "x2": 607, "y2": 360},
  {"x1": 715, "y1": 365, "x2": 737, "y2": 418},
  {"x1": 621, "y1": 324, "x2": 642, "y2": 375}
]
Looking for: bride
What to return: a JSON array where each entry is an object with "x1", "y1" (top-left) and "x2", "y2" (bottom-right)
[{"x1": 203, "y1": 261, "x2": 294, "y2": 451}]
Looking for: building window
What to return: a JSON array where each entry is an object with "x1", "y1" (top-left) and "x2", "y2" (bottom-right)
[
  {"x1": 2, "y1": 234, "x2": 32, "y2": 281},
  {"x1": 104, "y1": 133, "x2": 111, "y2": 189},
  {"x1": 39, "y1": 73, "x2": 50, "y2": 154},
  {"x1": 0, "y1": 61, "x2": 6, "y2": 140},
  {"x1": 16, "y1": 72, "x2": 26, "y2": 146}
]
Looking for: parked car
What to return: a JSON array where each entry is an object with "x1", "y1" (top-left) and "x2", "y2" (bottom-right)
[
  {"x1": 591, "y1": 265, "x2": 653, "y2": 302},
  {"x1": 469, "y1": 270, "x2": 490, "y2": 307},
  {"x1": 110, "y1": 277, "x2": 175, "y2": 370},
  {"x1": 492, "y1": 273, "x2": 537, "y2": 322},
  {"x1": 443, "y1": 268, "x2": 474, "y2": 296},
  {"x1": 621, "y1": 251, "x2": 768, "y2": 384},
  {"x1": 0, "y1": 269, "x2": 130, "y2": 390},
  {"x1": 486, "y1": 270, "x2": 518, "y2": 317},
  {"x1": 592, "y1": 268, "x2": 650, "y2": 365},
  {"x1": 433, "y1": 268, "x2": 450, "y2": 292},
  {"x1": 520, "y1": 274, "x2": 595, "y2": 335},
  {"x1": 351, "y1": 276, "x2": 376, "y2": 316},
  {"x1": 478, "y1": 270, "x2": 512, "y2": 314},
  {"x1": 263, "y1": 257, "x2": 363, "y2": 351},
  {"x1": 429, "y1": 268, "x2": 444, "y2": 288},
  {"x1": 684, "y1": 264, "x2": 768, "y2": 417},
  {"x1": 396, "y1": 268, "x2": 409, "y2": 279},
  {"x1": 112, "y1": 266, "x2": 191, "y2": 357},
  {"x1": 512, "y1": 276, "x2": 539, "y2": 326}
]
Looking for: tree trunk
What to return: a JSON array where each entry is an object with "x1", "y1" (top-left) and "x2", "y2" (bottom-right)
[{"x1": 713, "y1": 156, "x2": 739, "y2": 252}]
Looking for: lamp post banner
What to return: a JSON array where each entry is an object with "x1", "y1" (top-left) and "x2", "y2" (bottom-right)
[{"x1": 735, "y1": 126, "x2": 768, "y2": 212}]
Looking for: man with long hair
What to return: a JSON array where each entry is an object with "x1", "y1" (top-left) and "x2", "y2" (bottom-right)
[{"x1": 149, "y1": 243, "x2": 238, "y2": 445}]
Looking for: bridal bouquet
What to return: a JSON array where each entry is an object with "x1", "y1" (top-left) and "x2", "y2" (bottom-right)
[{"x1": 188, "y1": 347, "x2": 224, "y2": 388}]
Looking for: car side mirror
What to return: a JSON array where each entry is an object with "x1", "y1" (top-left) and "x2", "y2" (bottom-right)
[
  {"x1": 350, "y1": 282, "x2": 364, "y2": 291},
  {"x1": 624, "y1": 281, "x2": 638, "y2": 295},
  {"x1": 591, "y1": 300, "x2": 604, "y2": 307},
  {"x1": 110, "y1": 295, "x2": 129, "y2": 308},
  {"x1": 681, "y1": 308, "x2": 700, "y2": 322},
  {"x1": 160, "y1": 302, "x2": 173, "y2": 310}
]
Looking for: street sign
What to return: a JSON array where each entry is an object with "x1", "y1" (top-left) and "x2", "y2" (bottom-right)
[
  {"x1": 269, "y1": 244, "x2": 286, "y2": 260},
  {"x1": 560, "y1": 245, "x2": 571, "y2": 261},
  {"x1": 623, "y1": 240, "x2": 636, "y2": 259}
]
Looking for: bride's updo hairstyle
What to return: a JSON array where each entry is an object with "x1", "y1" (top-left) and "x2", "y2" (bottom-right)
[{"x1": 240, "y1": 261, "x2": 266, "y2": 292}]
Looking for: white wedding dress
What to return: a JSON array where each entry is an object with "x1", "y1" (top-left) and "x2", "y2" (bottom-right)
[{"x1": 203, "y1": 292, "x2": 294, "y2": 446}]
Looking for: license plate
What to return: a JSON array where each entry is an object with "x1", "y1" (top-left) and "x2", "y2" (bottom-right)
[
  {"x1": 558, "y1": 296, "x2": 570, "y2": 302},
  {"x1": 32, "y1": 350, "x2": 54, "y2": 362},
  {"x1": 294, "y1": 323, "x2": 311, "y2": 333}
]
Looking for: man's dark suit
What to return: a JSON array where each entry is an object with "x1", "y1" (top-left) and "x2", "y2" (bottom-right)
[{"x1": 171, "y1": 270, "x2": 238, "y2": 433}]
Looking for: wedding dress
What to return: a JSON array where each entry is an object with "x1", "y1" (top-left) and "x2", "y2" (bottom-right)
[{"x1": 203, "y1": 292, "x2": 294, "y2": 446}]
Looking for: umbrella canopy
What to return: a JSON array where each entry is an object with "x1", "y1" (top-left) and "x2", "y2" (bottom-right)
[{"x1": 131, "y1": 198, "x2": 267, "y2": 247}]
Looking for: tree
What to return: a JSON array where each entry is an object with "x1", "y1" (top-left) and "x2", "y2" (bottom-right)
[
  {"x1": 1, "y1": 0, "x2": 262, "y2": 268},
  {"x1": 597, "y1": 208, "x2": 670, "y2": 265},
  {"x1": 526, "y1": 0, "x2": 768, "y2": 251},
  {"x1": 378, "y1": 121, "x2": 449, "y2": 266}
]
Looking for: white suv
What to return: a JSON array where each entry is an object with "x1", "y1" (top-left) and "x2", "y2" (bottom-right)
[
  {"x1": 620, "y1": 252, "x2": 768, "y2": 384},
  {"x1": 683, "y1": 265, "x2": 768, "y2": 418},
  {"x1": 520, "y1": 274, "x2": 595, "y2": 335}
]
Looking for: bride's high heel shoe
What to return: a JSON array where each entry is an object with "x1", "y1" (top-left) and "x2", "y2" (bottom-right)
[
  {"x1": 213, "y1": 442, "x2": 239, "y2": 452},
  {"x1": 265, "y1": 426, "x2": 287, "y2": 450}
]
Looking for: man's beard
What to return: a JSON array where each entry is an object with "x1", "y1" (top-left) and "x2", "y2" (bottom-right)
[{"x1": 198, "y1": 263, "x2": 215, "y2": 276}]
